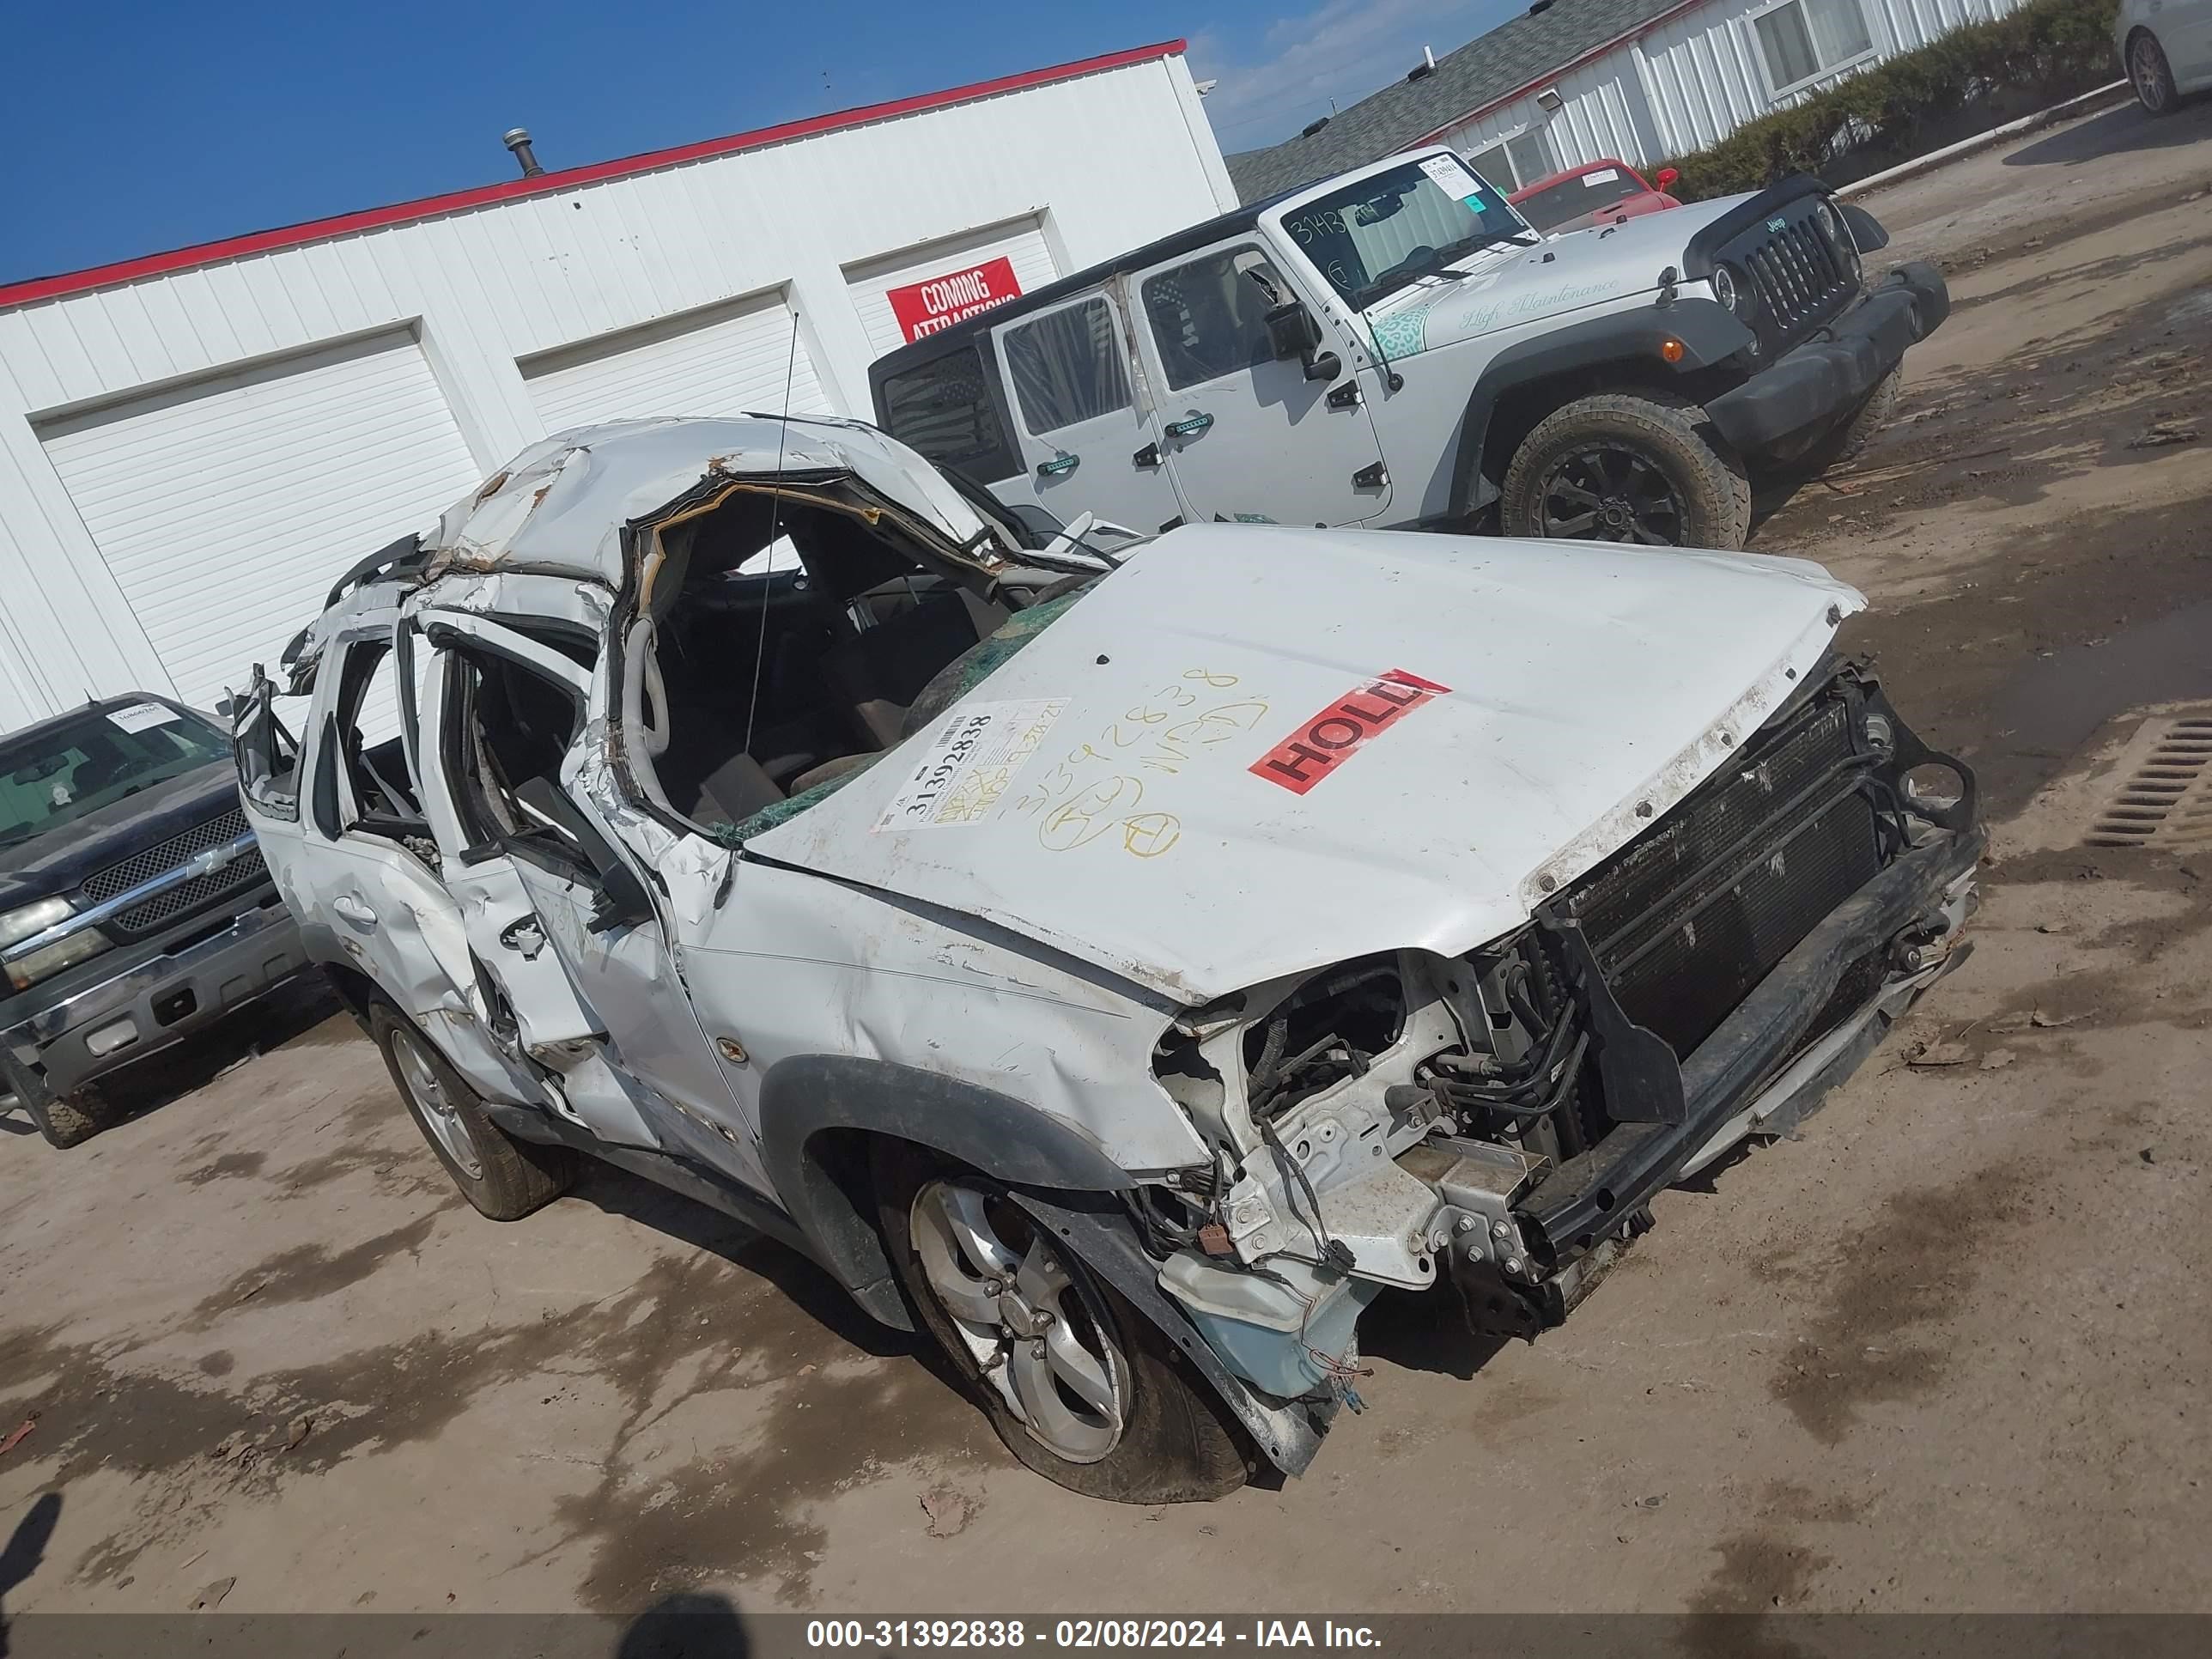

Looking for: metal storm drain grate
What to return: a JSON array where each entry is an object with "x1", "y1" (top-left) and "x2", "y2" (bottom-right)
[{"x1": 2085, "y1": 716, "x2": 2212, "y2": 848}]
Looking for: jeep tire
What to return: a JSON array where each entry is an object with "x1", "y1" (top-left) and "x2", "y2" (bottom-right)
[
  {"x1": 872, "y1": 1139, "x2": 1251, "y2": 1504},
  {"x1": 369, "y1": 1003, "x2": 575, "y2": 1220},
  {"x1": 1501, "y1": 391, "x2": 1753, "y2": 550},
  {"x1": 1792, "y1": 368, "x2": 1901, "y2": 477}
]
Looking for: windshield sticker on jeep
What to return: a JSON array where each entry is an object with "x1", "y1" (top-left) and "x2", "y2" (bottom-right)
[
  {"x1": 107, "y1": 702, "x2": 181, "y2": 734},
  {"x1": 1417, "y1": 154, "x2": 1481, "y2": 201},
  {"x1": 873, "y1": 698, "x2": 1065, "y2": 831},
  {"x1": 1250, "y1": 670, "x2": 1451, "y2": 794}
]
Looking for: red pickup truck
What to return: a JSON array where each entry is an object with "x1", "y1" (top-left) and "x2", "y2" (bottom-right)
[{"x1": 1508, "y1": 159, "x2": 1684, "y2": 235}]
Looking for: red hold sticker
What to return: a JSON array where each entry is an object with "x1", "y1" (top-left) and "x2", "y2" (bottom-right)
[{"x1": 1249, "y1": 669, "x2": 1451, "y2": 793}]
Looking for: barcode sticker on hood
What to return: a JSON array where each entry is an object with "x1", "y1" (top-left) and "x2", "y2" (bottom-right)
[{"x1": 874, "y1": 698, "x2": 1066, "y2": 831}]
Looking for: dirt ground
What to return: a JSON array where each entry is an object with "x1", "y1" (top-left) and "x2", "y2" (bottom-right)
[{"x1": 2, "y1": 98, "x2": 2209, "y2": 1624}]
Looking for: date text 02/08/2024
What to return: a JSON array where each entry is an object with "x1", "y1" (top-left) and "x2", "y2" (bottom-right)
[{"x1": 805, "y1": 1620, "x2": 1384, "y2": 1650}]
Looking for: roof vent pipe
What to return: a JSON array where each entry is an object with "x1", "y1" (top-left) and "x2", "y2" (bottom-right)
[
  {"x1": 502, "y1": 128, "x2": 545, "y2": 178},
  {"x1": 1407, "y1": 46, "x2": 1437, "y2": 81}
]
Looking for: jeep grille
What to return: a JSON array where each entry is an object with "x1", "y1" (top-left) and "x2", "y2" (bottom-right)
[{"x1": 1725, "y1": 211, "x2": 1856, "y2": 356}]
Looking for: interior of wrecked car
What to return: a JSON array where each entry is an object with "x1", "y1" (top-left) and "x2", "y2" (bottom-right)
[{"x1": 629, "y1": 482, "x2": 1019, "y2": 832}]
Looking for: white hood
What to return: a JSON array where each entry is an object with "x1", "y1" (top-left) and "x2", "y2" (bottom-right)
[
  {"x1": 750, "y1": 526, "x2": 1862, "y2": 1005},
  {"x1": 1362, "y1": 193, "x2": 1751, "y2": 361}
]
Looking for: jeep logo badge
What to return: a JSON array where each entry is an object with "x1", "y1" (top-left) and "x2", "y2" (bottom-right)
[{"x1": 1765, "y1": 216, "x2": 1788, "y2": 233}]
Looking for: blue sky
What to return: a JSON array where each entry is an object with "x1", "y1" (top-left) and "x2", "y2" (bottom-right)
[{"x1": 0, "y1": 0, "x2": 1512, "y2": 283}]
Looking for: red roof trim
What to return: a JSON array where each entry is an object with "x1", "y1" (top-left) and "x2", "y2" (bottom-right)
[
  {"x1": 0, "y1": 40, "x2": 1188, "y2": 309},
  {"x1": 1408, "y1": 0, "x2": 1704, "y2": 149}
]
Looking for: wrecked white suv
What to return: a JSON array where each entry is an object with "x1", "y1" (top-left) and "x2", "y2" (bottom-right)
[{"x1": 237, "y1": 416, "x2": 1982, "y2": 1499}]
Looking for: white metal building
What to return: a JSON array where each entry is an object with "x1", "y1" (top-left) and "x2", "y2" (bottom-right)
[
  {"x1": 0, "y1": 41, "x2": 1234, "y2": 732},
  {"x1": 1226, "y1": 0, "x2": 2035, "y2": 203}
]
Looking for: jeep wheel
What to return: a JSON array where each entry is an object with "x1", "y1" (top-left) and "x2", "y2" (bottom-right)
[
  {"x1": 26, "y1": 1081, "x2": 108, "y2": 1149},
  {"x1": 873, "y1": 1140, "x2": 1250, "y2": 1503},
  {"x1": 369, "y1": 1003, "x2": 575, "y2": 1220},
  {"x1": 1790, "y1": 368, "x2": 1902, "y2": 478},
  {"x1": 2130, "y1": 31, "x2": 2179, "y2": 114},
  {"x1": 1502, "y1": 392, "x2": 1752, "y2": 549}
]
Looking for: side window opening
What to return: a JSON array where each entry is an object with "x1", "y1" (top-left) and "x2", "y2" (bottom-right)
[
  {"x1": 1003, "y1": 298, "x2": 1133, "y2": 434},
  {"x1": 1141, "y1": 247, "x2": 1289, "y2": 392},
  {"x1": 441, "y1": 649, "x2": 586, "y2": 860},
  {"x1": 331, "y1": 637, "x2": 428, "y2": 842},
  {"x1": 641, "y1": 486, "x2": 1009, "y2": 835},
  {"x1": 236, "y1": 679, "x2": 307, "y2": 821}
]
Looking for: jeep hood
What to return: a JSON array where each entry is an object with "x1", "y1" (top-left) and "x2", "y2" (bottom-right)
[
  {"x1": 748, "y1": 525, "x2": 1862, "y2": 1006},
  {"x1": 1363, "y1": 192, "x2": 1750, "y2": 359}
]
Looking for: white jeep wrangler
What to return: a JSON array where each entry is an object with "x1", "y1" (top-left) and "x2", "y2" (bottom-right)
[
  {"x1": 238, "y1": 416, "x2": 1981, "y2": 1499},
  {"x1": 871, "y1": 148, "x2": 1944, "y2": 550}
]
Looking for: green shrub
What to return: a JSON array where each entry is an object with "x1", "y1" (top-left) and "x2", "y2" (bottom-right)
[{"x1": 1655, "y1": 0, "x2": 2121, "y2": 200}]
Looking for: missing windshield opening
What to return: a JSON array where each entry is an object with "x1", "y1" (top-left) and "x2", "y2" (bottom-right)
[{"x1": 637, "y1": 483, "x2": 1010, "y2": 833}]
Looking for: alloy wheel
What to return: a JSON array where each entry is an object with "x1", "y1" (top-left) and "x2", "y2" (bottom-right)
[
  {"x1": 391, "y1": 1026, "x2": 483, "y2": 1179},
  {"x1": 2134, "y1": 38, "x2": 2170, "y2": 111},
  {"x1": 1536, "y1": 443, "x2": 1686, "y2": 544},
  {"x1": 909, "y1": 1180, "x2": 1129, "y2": 1463}
]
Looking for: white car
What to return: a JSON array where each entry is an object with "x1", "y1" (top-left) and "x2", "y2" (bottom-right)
[
  {"x1": 2118, "y1": 0, "x2": 2212, "y2": 112},
  {"x1": 236, "y1": 416, "x2": 1982, "y2": 1498}
]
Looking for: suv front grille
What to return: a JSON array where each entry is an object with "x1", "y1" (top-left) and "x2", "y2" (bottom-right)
[
  {"x1": 82, "y1": 808, "x2": 266, "y2": 940},
  {"x1": 1746, "y1": 219, "x2": 1851, "y2": 337},
  {"x1": 1561, "y1": 693, "x2": 1881, "y2": 1056}
]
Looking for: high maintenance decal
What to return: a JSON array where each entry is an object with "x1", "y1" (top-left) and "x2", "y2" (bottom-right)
[{"x1": 1249, "y1": 669, "x2": 1450, "y2": 794}]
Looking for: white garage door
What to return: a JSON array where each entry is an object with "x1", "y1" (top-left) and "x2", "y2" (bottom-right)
[
  {"x1": 844, "y1": 219, "x2": 1060, "y2": 361},
  {"x1": 520, "y1": 290, "x2": 834, "y2": 432},
  {"x1": 40, "y1": 330, "x2": 482, "y2": 716}
]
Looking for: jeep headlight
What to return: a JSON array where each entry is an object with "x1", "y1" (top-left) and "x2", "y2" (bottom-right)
[
  {"x1": 1, "y1": 899, "x2": 111, "y2": 992},
  {"x1": 1814, "y1": 201, "x2": 1839, "y2": 241},
  {"x1": 1713, "y1": 263, "x2": 1751, "y2": 318}
]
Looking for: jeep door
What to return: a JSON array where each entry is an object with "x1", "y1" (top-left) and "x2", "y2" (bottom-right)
[
  {"x1": 416, "y1": 611, "x2": 770, "y2": 1190},
  {"x1": 1127, "y1": 240, "x2": 1391, "y2": 527},
  {"x1": 991, "y1": 289, "x2": 1189, "y2": 536}
]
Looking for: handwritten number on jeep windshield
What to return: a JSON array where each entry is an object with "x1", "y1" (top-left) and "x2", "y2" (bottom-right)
[{"x1": 1285, "y1": 155, "x2": 1523, "y2": 307}]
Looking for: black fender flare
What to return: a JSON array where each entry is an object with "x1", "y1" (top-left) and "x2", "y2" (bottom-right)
[
  {"x1": 1838, "y1": 201, "x2": 1890, "y2": 253},
  {"x1": 757, "y1": 1053, "x2": 1136, "y2": 1329},
  {"x1": 1448, "y1": 298, "x2": 1755, "y2": 516}
]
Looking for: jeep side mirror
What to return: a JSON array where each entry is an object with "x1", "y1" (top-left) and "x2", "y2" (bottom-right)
[
  {"x1": 1264, "y1": 301, "x2": 1341, "y2": 382},
  {"x1": 1655, "y1": 167, "x2": 1680, "y2": 191},
  {"x1": 1265, "y1": 301, "x2": 1324, "y2": 362}
]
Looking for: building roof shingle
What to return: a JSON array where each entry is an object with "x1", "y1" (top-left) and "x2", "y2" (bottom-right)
[{"x1": 1223, "y1": 0, "x2": 1687, "y2": 204}]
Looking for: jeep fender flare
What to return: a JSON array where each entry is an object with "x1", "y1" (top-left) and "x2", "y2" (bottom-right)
[
  {"x1": 757, "y1": 1053, "x2": 1135, "y2": 1329},
  {"x1": 1449, "y1": 299, "x2": 1755, "y2": 516}
]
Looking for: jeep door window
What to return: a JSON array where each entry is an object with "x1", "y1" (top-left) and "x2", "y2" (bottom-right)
[
  {"x1": 0, "y1": 703, "x2": 228, "y2": 850},
  {"x1": 1139, "y1": 249, "x2": 1291, "y2": 392},
  {"x1": 1283, "y1": 155, "x2": 1529, "y2": 309},
  {"x1": 1003, "y1": 299, "x2": 1133, "y2": 432},
  {"x1": 877, "y1": 343, "x2": 1021, "y2": 485}
]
